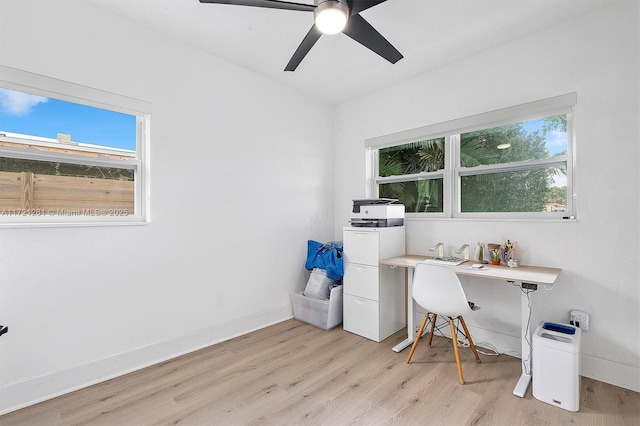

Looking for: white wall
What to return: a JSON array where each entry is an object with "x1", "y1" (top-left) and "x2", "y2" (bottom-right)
[
  {"x1": 334, "y1": 1, "x2": 640, "y2": 392},
  {"x1": 0, "y1": 0, "x2": 335, "y2": 413}
]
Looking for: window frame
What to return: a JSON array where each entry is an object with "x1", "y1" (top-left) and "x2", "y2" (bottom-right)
[
  {"x1": 367, "y1": 94, "x2": 577, "y2": 220},
  {"x1": 0, "y1": 65, "x2": 151, "y2": 227}
]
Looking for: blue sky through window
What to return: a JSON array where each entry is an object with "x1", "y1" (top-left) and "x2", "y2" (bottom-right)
[
  {"x1": 0, "y1": 88, "x2": 136, "y2": 150},
  {"x1": 521, "y1": 117, "x2": 568, "y2": 187},
  {"x1": 522, "y1": 118, "x2": 567, "y2": 157}
]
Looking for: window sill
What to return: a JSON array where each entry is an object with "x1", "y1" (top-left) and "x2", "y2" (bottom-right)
[
  {"x1": 0, "y1": 218, "x2": 150, "y2": 228},
  {"x1": 404, "y1": 216, "x2": 578, "y2": 223}
]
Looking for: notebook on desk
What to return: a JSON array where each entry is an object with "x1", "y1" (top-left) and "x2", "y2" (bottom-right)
[{"x1": 423, "y1": 257, "x2": 467, "y2": 266}]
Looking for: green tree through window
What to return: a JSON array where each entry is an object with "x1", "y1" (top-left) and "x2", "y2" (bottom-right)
[
  {"x1": 377, "y1": 115, "x2": 569, "y2": 215},
  {"x1": 379, "y1": 138, "x2": 445, "y2": 212}
]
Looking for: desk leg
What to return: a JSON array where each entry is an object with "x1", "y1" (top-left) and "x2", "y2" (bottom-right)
[
  {"x1": 392, "y1": 267, "x2": 415, "y2": 352},
  {"x1": 513, "y1": 282, "x2": 533, "y2": 397}
]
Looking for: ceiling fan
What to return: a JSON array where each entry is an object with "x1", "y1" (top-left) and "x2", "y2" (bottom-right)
[{"x1": 199, "y1": 0, "x2": 403, "y2": 71}]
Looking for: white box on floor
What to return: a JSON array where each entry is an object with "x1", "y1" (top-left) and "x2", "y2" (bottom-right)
[
  {"x1": 291, "y1": 285, "x2": 343, "y2": 331},
  {"x1": 532, "y1": 322, "x2": 582, "y2": 412}
]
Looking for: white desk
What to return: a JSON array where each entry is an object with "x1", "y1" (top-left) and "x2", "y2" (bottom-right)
[{"x1": 379, "y1": 254, "x2": 561, "y2": 398}]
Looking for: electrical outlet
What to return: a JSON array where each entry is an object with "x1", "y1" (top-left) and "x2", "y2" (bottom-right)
[{"x1": 570, "y1": 310, "x2": 589, "y2": 331}]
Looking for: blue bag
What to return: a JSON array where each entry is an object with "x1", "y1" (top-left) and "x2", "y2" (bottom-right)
[{"x1": 305, "y1": 240, "x2": 344, "y2": 281}]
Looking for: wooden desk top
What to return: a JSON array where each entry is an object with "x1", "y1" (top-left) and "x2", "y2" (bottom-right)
[{"x1": 379, "y1": 254, "x2": 561, "y2": 286}]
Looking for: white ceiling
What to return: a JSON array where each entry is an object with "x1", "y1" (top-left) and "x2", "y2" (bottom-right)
[{"x1": 87, "y1": 0, "x2": 616, "y2": 105}]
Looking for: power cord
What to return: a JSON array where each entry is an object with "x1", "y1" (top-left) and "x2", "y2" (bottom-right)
[
  {"x1": 426, "y1": 316, "x2": 501, "y2": 355},
  {"x1": 511, "y1": 281, "x2": 534, "y2": 376},
  {"x1": 418, "y1": 284, "x2": 535, "y2": 363}
]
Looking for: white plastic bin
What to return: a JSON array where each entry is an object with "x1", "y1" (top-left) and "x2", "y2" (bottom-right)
[
  {"x1": 291, "y1": 285, "x2": 343, "y2": 331},
  {"x1": 532, "y1": 322, "x2": 582, "y2": 412}
]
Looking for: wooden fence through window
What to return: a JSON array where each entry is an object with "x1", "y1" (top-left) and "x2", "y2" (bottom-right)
[{"x1": 0, "y1": 171, "x2": 134, "y2": 215}]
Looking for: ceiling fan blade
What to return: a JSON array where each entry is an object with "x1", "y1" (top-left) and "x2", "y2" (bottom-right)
[
  {"x1": 199, "y1": 0, "x2": 314, "y2": 12},
  {"x1": 342, "y1": 13, "x2": 403, "y2": 64},
  {"x1": 348, "y1": 0, "x2": 386, "y2": 15},
  {"x1": 285, "y1": 25, "x2": 322, "y2": 71}
]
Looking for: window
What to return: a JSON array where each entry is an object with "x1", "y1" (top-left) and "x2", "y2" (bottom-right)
[
  {"x1": 378, "y1": 137, "x2": 446, "y2": 213},
  {"x1": 368, "y1": 94, "x2": 575, "y2": 219},
  {"x1": 0, "y1": 66, "x2": 150, "y2": 226}
]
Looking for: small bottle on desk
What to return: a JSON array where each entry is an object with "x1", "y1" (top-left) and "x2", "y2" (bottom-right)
[{"x1": 475, "y1": 242, "x2": 485, "y2": 263}]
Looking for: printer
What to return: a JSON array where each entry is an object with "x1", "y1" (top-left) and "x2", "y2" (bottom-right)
[{"x1": 350, "y1": 199, "x2": 405, "y2": 227}]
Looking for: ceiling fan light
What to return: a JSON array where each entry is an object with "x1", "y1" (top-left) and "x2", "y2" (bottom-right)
[{"x1": 315, "y1": 1, "x2": 349, "y2": 35}]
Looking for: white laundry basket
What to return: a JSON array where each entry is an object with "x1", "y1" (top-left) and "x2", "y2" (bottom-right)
[{"x1": 532, "y1": 322, "x2": 582, "y2": 412}]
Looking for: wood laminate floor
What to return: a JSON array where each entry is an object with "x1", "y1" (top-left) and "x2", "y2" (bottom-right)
[{"x1": 2, "y1": 319, "x2": 639, "y2": 425}]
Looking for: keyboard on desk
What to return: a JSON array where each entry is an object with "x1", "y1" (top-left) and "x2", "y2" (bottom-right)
[{"x1": 424, "y1": 257, "x2": 467, "y2": 266}]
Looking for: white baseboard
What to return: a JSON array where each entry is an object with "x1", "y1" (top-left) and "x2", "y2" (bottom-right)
[
  {"x1": 3, "y1": 310, "x2": 637, "y2": 416},
  {"x1": 581, "y1": 354, "x2": 640, "y2": 393},
  {"x1": 0, "y1": 306, "x2": 292, "y2": 416},
  {"x1": 416, "y1": 317, "x2": 640, "y2": 393},
  {"x1": 469, "y1": 326, "x2": 640, "y2": 393}
]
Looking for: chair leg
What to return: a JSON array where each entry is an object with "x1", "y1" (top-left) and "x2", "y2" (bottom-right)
[
  {"x1": 449, "y1": 319, "x2": 465, "y2": 384},
  {"x1": 459, "y1": 316, "x2": 481, "y2": 363},
  {"x1": 428, "y1": 313, "x2": 437, "y2": 346},
  {"x1": 407, "y1": 314, "x2": 429, "y2": 363}
]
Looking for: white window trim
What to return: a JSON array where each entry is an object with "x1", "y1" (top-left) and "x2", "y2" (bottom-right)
[
  {"x1": 365, "y1": 93, "x2": 576, "y2": 150},
  {"x1": 0, "y1": 65, "x2": 152, "y2": 227},
  {"x1": 366, "y1": 94, "x2": 577, "y2": 220}
]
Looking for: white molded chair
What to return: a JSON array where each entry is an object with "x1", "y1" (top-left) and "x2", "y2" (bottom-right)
[{"x1": 406, "y1": 262, "x2": 481, "y2": 384}]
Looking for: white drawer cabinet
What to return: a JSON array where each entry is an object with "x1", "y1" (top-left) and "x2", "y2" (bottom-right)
[
  {"x1": 343, "y1": 263, "x2": 379, "y2": 300},
  {"x1": 343, "y1": 230, "x2": 379, "y2": 266},
  {"x1": 343, "y1": 294, "x2": 380, "y2": 339},
  {"x1": 342, "y1": 226, "x2": 405, "y2": 342}
]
